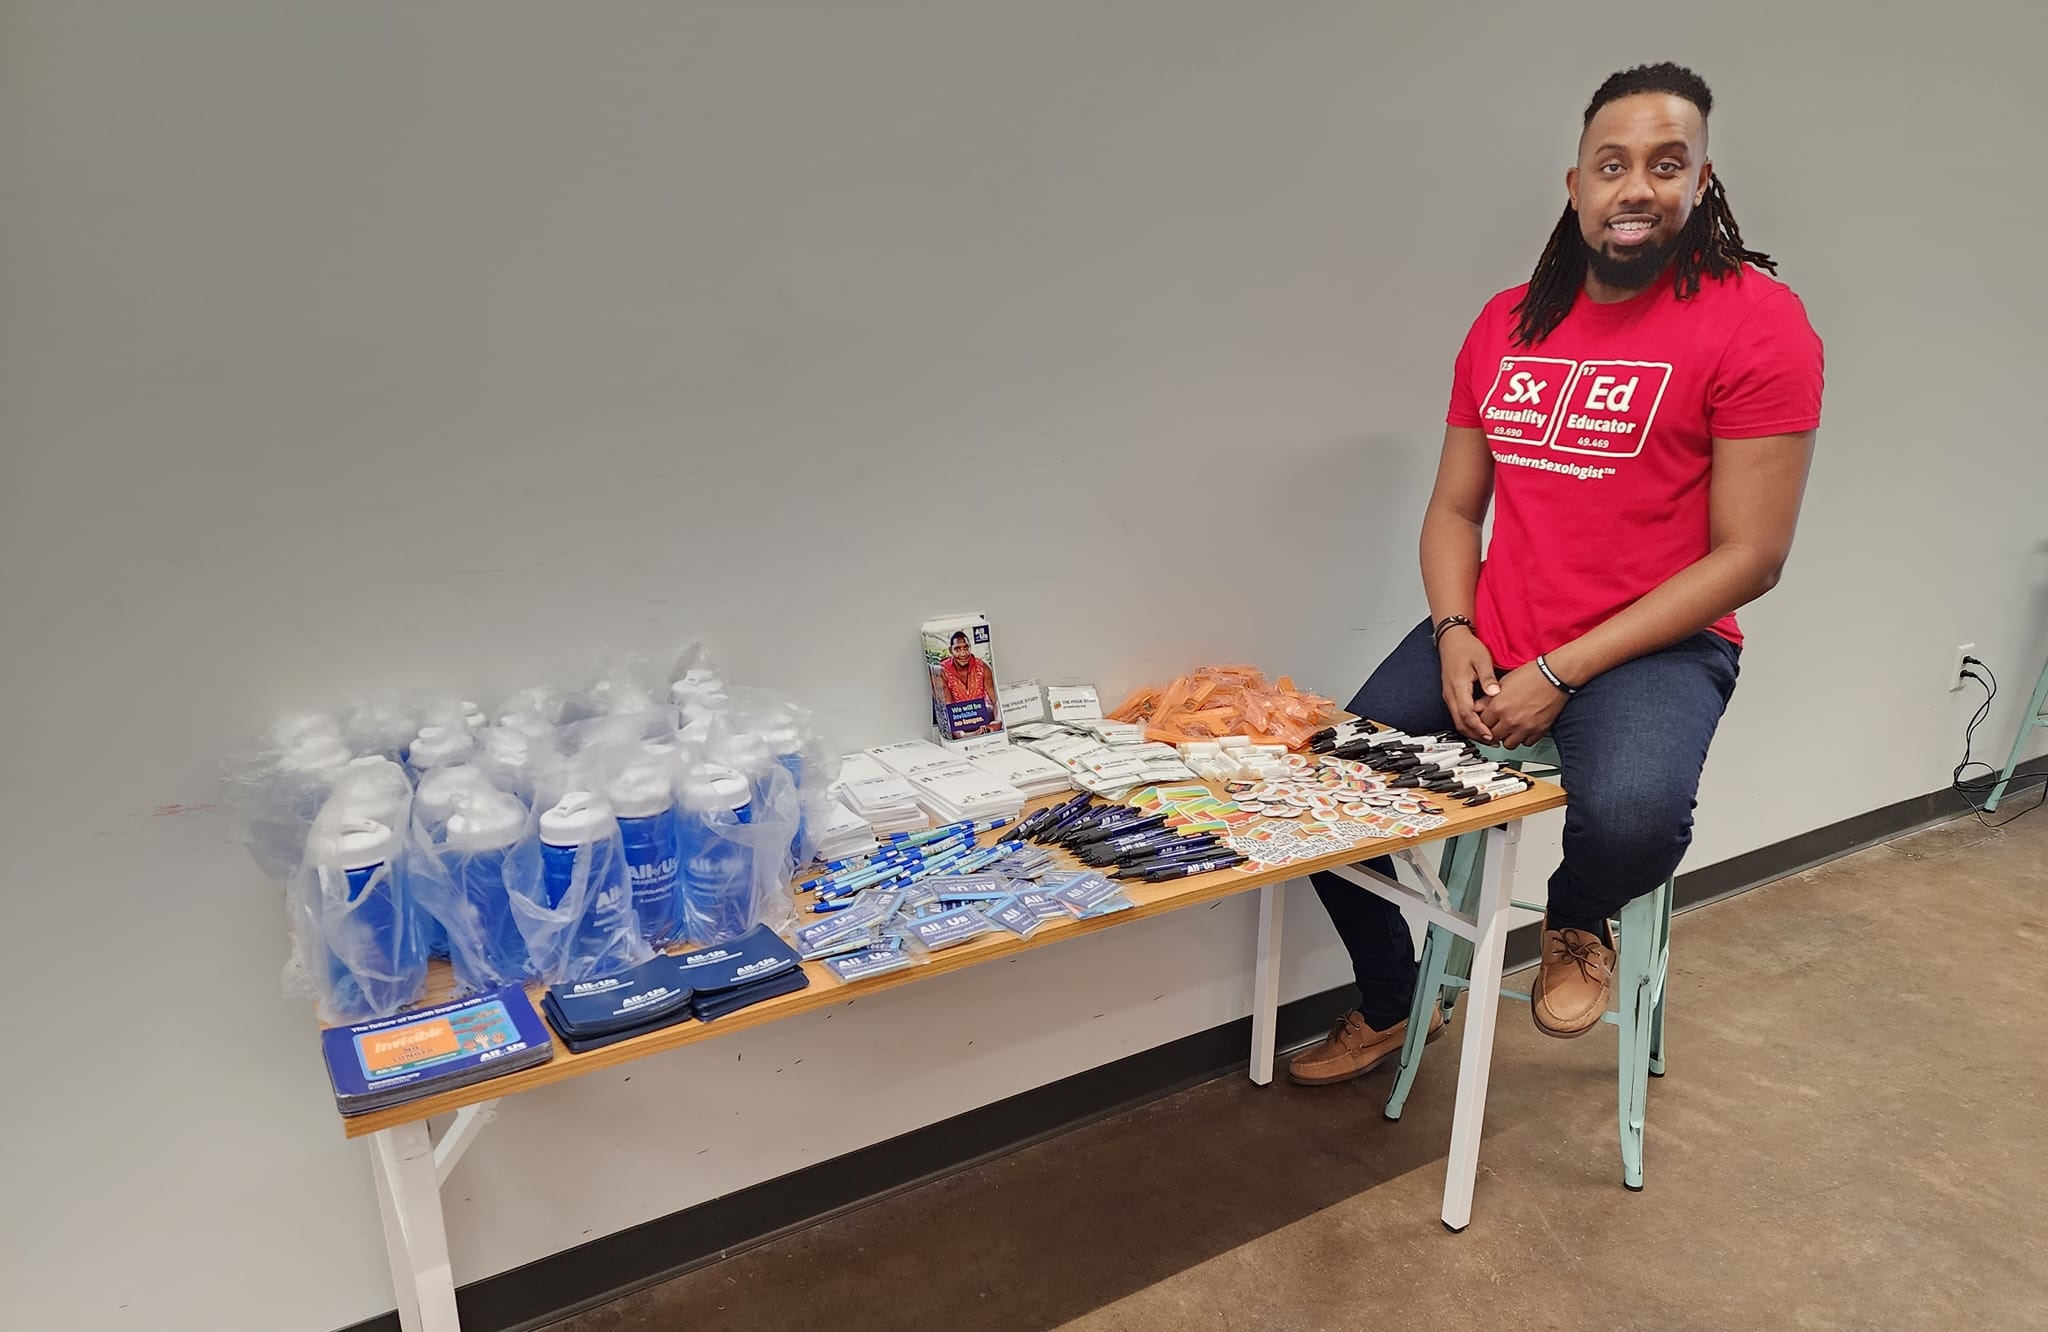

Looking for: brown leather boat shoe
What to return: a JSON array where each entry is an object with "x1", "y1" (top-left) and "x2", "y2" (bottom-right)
[
  {"x1": 1531, "y1": 919, "x2": 1616, "y2": 1038},
  {"x1": 1286, "y1": 1007, "x2": 1444, "y2": 1086}
]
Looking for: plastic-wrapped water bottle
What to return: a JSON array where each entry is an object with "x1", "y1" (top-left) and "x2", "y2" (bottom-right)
[
  {"x1": 680, "y1": 765, "x2": 755, "y2": 945},
  {"x1": 478, "y1": 728, "x2": 539, "y2": 805},
  {"x1": 538, "y1": 791, "x2": 634, "y2": 965},
  {"x1": 607, "y1": 757, "x2": 682, "y2": 947},
  {"x1": 311, "y1": 815, "x2": 419, "y2": 1016},
  {"x1": 415, "y1": 764, "x2": 491, "y2": 836},
  {"x1": 443, "y1": 790, "x2": 533, "y2": 984},
  {"x1": 245, "y1": 736, "x2": 353, "y2": 882},
  {"x1": 763, "y1": 720, "x2": 808, "y2": 860},
  {"x1": 338, "y1": 755, "x2": 442, "y2": 957},
  {"x1": 339, "y1": 756, "x2": 413, "y2": 825},
  {"x1": 406, "y1": 724, "x2": 475, "y2": 773}
]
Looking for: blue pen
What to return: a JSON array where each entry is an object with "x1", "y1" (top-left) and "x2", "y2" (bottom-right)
[
  {"x1": 804, "y1": 846, "x2": 918, "y2": 892},
  {"x1": 824, "y1": 834, "x2": 965, "y2": 888},
  {"x1": 882, "y1": 820, "x2": 974, "y2": 847},
  {"x1": 845, "y1": 850, "x2": 961, "y2": 897}
]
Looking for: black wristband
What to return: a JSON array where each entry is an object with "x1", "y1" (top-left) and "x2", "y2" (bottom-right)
[
  {"x1": 1432, "y1": 615, "x2": 1474, "y2": 647},
  {"x1": 1535, "y1": 653, "x2": 1579, "y2": 696}
]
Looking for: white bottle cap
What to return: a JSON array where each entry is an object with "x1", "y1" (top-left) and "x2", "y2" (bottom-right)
[
  {"x1": 718, "y1": 733, "x2": 769, "y2": 773},
  {"x1": 682, "y1": 764, "x2": 752, "y2": 814},
  {"x1": 315, "y1": 816, "x2": 396, "y2": 871},
  {"x1": 483, "y1": 728, "x2": 532, "y2": 767},
  {"x1": 499, "y1": 712, "x2": 554, "y2": 741},
  {"x1": 762, "y1": 721, "x2": 802, "y2": 755},
  {"x1": 460, "y1": 700, "x2": 487, "y2": 732},
  {"x1": 606, "y1": 759, "x2": 676, "y2": 819},
  {"x1": 339, "y1": 756, "x2": 412, "y2": 825},
  {"x1": 416, "y1": 765, "x2": 489, "y2": 821},
  {"x1": 539, "y1": 791, "x2": 614, "y2": 847},
  {"x1": 408, "y1": 725, "x2": 475, "y2": 769},
  {"x1": 444, "y1": 790, "x2": 527, "y2": 852}
]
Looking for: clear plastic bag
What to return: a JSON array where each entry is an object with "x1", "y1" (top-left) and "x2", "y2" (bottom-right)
[
  {"x1": 677, "y1": 756, "x2": 801, "y2": 945},
  {"x1": 286, "y1": 762, "x2": 431, "y2": 1023},
  {"x1": 225, "y1": 728, "x2": 354, "y2": 884},
  {"x1": 512, "y1": 790, "x2": 652, "y2": 984},
  {"x1": 409, "y1": 781, "x2": 544, "y2": 992}
]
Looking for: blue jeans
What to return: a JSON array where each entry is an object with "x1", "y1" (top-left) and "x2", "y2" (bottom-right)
[{"x1": 1311, "y1": 618, "x2": 1740, "y2": 1028}]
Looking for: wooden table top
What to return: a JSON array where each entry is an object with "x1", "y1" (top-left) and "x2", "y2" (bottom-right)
[{"x1": 331, "y1": 772, "x2": 1564, "y2": 1137}]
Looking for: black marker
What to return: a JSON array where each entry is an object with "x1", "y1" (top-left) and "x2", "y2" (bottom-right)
[
  {"x1": 1140, "y1": 853, "x2": 1247, "y2": 883},
  {"x1": 1070, "y1": 812, "x2": 1167, "y2": 849}
]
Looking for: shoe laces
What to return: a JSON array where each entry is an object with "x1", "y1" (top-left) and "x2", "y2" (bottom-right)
[{"x1": 1550, "y1": 930, "x2": 1613, "y2": 985}]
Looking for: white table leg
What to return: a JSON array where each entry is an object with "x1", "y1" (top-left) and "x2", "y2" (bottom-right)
[
  {"x1": 371, "y1": 1120, "x2": 462, "y2": 1332},
  {"x1": 1440, "y1": 820, "x2": 1520, "y2": 1232},
  {"x1": 1248, "y1": 879, "x2": 1285, "y2": 1085}
]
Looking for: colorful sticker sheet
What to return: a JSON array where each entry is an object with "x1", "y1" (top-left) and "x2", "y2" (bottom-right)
[{"x1": 1128, "y1": 754, "x2": 1457, "y2": 870}]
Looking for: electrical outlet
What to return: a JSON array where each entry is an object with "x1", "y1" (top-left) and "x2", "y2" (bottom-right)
[{"x1": 1948, "y1": 643, "x2": 1977, "y2": 692}]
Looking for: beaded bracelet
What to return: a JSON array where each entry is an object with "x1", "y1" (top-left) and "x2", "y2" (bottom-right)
[{"x1": 1431, "y1": 615, "x2": 1474, "y2": 647}]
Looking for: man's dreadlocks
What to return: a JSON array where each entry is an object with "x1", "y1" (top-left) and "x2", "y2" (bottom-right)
[{"x1": 1510, "y1": 62, "x2": 1777, "y2": 348}]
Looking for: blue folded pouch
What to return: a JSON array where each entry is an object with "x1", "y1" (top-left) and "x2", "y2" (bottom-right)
[
  {"x1": 691, "y1": 966, "x2": 810, "y2": 1021},
  {"x1": 671, "y1": 924, "x2": 803, "y2": 995},
  {"x1": 544, "y1": 954, "x2": 696, "y2": 1038},
  {"x1": 549, "y1": 1002, "x2": 699, "y2": 1054}
]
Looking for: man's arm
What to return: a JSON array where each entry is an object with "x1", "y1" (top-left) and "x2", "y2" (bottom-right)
[
  {"x1": 1477, "y1": 430, "x2": 1815, "y2": 747},
  {"x1": 1421, "y1": 426, "x2": 1493, "y2": 626},
  {"x1": 1546, "y1": 430, "x2": 1815, "y2": 682},
  {"x1": 1420, "y1": 426, "x2": 1503, "y2": 742}
]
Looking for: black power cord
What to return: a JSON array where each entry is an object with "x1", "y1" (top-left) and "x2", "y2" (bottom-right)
[{"x1": 1951, "y1": 657, "x2": 2046, "y2": 829}]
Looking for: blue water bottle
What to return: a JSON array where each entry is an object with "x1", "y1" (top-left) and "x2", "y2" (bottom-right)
[
  {"x1": 763, "y1": 721, "x2": 809, "y2": 860},
  {"x1": 442, "y1": 790, "x2": 533, "y2": 984},
  {"x1": 538, "y1": 791, "x2": 634, "y2": 966},
  {"x1": 312, "y1": 815, "x2": 419, "y2": 1017},
  {"x1": 607, "y1": 757, "x2": 682, "y2": 947},
  {"x1": 679, "y1": 764, "x2": 755, "y2": 945}
]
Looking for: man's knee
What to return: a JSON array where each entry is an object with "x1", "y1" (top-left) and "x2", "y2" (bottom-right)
[{"x1": 1562, "y1": 787, "x2": 1698, "y2": 883}]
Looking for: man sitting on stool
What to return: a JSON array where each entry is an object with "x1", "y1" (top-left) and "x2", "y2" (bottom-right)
[{"x1": 1291, "y1": 61, "x2": 1824, "y2": 1084}]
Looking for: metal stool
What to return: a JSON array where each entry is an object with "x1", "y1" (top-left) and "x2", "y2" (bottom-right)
[
  {"x1": 1986, "y1": 653, "x2": 2048, "y2": 813},
  {"x1": 1381, "y1": 738, "x2": 1673, "y2": 1190}
]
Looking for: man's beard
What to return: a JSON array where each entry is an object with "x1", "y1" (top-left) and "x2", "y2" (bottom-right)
[{"x1": 1583, "y1": 230, "x2": 1680, "y2": 293}]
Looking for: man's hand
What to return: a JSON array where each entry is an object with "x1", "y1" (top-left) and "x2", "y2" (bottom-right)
[
  {"x1": 1476, "y1": 662, "x2": 1568, "y2": 750},
  {"x1": 1437, "y1": 627, "x2": 1500, "y2": 744}
]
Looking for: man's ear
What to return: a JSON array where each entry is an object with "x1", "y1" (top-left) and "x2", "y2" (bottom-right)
[
  {"x1": 1696, "y1": 159, "x2": 1713, "y2": 207},
  {"x1": 1565, "y1": 166, "x2": 1579, "y2": 209}
]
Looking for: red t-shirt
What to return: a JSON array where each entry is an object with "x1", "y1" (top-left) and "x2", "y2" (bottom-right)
[{"x1": 1447, "y1": 265, "x2": 1824, "y2": 669}]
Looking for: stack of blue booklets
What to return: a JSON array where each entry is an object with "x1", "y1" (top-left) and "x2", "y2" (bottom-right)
[
  {"x1": 542, "y1": 954, "x2": 699, "y2": 1054},
  {"x1": 673, "y1": 925, "x2": 810, "y2": 1020},
  {"x1": 541, "y1": 925, "x2": 811, "y2": 1052},
  {"x1": 322, "y1": 986, "x2": 553, "y2": 1116}
]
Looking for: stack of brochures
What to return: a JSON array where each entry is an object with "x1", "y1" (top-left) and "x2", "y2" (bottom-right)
[
  {"x1": 836, "y1": 772, "x2": 928, "y2": 836},
  {"x1": 967, "y1": 744, "x2": 1075, "y2": 799},
  {"x1": 909, "y1": 763, "x2": 1027, "y2": 826},
  {"x1": 810, "y1": 798, "x2": 879, "y2": 863},
  {"x1": 322, "y1": 986, "x2": 553, "y2": 1116}
]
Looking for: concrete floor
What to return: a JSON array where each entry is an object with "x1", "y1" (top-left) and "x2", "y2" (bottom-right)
[{"x1": 551, "y1": 813, "x2": 2048, "y2": 1332}]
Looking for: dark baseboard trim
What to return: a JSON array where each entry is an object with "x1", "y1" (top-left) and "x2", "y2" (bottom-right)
[{"x1": 337, "y1": 756, "x2": 2047, "y2": 1332}]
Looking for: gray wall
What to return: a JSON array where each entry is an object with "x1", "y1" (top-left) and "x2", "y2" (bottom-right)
[{"x1": 4, "y1": 4, "x2": 2044, "y2": 1329}]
